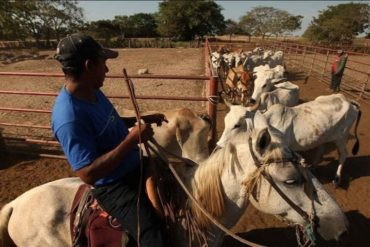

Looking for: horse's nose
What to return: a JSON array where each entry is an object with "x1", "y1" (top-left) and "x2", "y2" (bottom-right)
[
  {"x1": 250, "y1": 99, "x2": 256, "y2": 104},
  {"x1": 338, "y1": 230, "x2": 350, "y2": 244}
]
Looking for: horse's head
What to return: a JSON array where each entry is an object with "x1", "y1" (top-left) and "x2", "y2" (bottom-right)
[{"x1": 242, "y1": 128, "x2": 349, "y2": 243}]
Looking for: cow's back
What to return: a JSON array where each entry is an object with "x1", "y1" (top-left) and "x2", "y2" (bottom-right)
[
  {"x1": 265, "y1": 94, "x2": 358, "y2": 151},
  {"x1": 292, "y1": 94, "x2": 357, "y2": 150}
]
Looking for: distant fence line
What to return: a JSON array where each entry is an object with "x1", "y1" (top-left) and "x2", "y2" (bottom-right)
[{"x1": 0, "y1": 38, "x2": 202, "y2": 50}]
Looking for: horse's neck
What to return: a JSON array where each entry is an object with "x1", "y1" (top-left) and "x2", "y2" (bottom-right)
[{"x1": 182, "y1": 147, "x2": 254, "y2": 246}]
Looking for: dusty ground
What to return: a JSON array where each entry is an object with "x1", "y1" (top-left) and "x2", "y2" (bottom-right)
[{"x1": 0, "y1": 48, "x2": 369, "y2": 247}]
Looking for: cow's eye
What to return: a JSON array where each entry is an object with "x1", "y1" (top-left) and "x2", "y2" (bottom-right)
[
  {"x1": 233, "y1": 124, "x2": 241, "y2": 129},
  {"x1": 262, "y1": 84, "x2": 267, "y2": 88}
]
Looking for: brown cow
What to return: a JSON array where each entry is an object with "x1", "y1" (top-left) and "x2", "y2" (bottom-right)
[{"x1": 224, "y1": 64, "x2": 253, "y2": 105}]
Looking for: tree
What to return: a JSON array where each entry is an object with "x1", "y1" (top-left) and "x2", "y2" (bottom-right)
[
  {"x1": 40, "y1": 0, "x2": 84, "y2": 42},
  {"x1": 129, "y1": 13, "x2": 158, "y2": 37},
  {"x1": 239, "y1": 6, "x2": 302, "y2": 39},
  {"x1": 156, "y1": 0, "x2": 225, "y2": 40},
  {"x1": 303, "y1": 3, "x2": 370, "y2": 43},
  {"x1": 88, "y1": 20, "x2": 119, "y2": 42},
  {"x1": 222, "y1": 19, "x2": 250, "y2": 41},
  {"x1": 1, "y1": 0, "x2": 84, "y2": 42}
]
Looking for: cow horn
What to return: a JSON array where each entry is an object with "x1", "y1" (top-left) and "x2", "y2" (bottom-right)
[{"x1": 248, "y1": 97, "x2": 261, "y2": 111}]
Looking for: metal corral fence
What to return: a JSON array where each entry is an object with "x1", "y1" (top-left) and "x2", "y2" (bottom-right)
[
  {"x1": 264, "y1": 41, "x2": 370, "y2": 104},
  {"x1": 0, "y1": 46, "x2": 218, "y2": 158}
]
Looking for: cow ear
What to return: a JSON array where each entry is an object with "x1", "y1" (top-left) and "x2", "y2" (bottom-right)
[
  {"x1": 256, "y1": 128, "x2": 271, "y2": 155},
  {"x1": 175, "y1": 122, "x2": 191, "y2": 147}
]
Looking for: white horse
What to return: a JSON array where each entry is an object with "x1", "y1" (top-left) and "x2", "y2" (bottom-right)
[{"x1": 0, "y1": 127, "x2": 348, "y2": 247}]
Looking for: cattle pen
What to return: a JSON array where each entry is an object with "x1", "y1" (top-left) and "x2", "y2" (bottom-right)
[
  {"x1": 0, "y1": 45, "x2": 218, "y2": 159},
  {"x1": 1, "y1": 39, "x2": 369, "y2": 158},
  {"x1": 1, "y1": 40, "x2": 370, "y2": 247}
]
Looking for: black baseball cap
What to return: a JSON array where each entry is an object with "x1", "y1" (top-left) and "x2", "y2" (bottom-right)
[{"x1": 54, "y1": 33, "x2": 118, "y2": 70}]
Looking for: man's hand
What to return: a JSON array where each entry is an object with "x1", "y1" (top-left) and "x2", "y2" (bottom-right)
[
  {"x1": 128, "y1": 123, "x2": 154, "y2": 144},
  {"x1": 143, "y1": 113, "x2": 168, "y2": 127}
]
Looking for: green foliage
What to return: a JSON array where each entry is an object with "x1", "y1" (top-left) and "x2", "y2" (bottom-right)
[
  {"x1": 88, "y1": 13, "x2": 159, "y2": 41},
  {"x1": 0, "y1": 0, "x2": 84, "y2": 41},
  {"x1": 239, "y1": 6, "x2": 302, "y2": 39},
  {"x1": 303, "y1": 3, "x2": 370, "y2": 43},
  {"x1": 156, "y1": 0, "x2": 225, "y2": 40},
  {"x1": 88, "y1": 20, "x2": 119, "y2": 42},
  {"x1": 222, "y1": 19, "x2": 248, "y2": 36}
]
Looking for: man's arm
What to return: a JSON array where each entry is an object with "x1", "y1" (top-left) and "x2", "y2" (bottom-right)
[
  {"x1": 334, "y1": 55, "x2": 348, "y2": 75},
  {"x1": 76, "y1": 123, "x2": 153, "y2": 185}
]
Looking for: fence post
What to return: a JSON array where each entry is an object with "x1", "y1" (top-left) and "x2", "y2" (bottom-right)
[
  {"x1": 308, "y1": 48, "x2": 317, "y2": 75},
  {"x1": 295, "y1": 44, "x2": 299, "y2": 67},
  {"x1": 322, "y1": 50, "x2": 330, "y2": 78},
  {"x1": 358, "y1": 74, "x2": 369, "y2": 100},
  {"x1": 204, "y1": 38, "x2": 218, "y2": 150}
]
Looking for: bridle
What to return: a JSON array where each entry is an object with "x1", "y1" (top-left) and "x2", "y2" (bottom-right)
[{"x1": 247, "y1": 137, "x2": 319, "y2": 247}]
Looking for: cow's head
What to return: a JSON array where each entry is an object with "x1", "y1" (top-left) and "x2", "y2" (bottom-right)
[
  {"x1": 217, "y1": 101, "x2": 262, "y2": 148},
  {"x1": 174, "y1": 110, "x2": 212, "y2": 163},
  {"x1": 250, "y1": 69, "x2": 275, "y2": 103}
]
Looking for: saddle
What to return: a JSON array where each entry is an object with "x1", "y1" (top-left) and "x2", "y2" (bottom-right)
[{"x1": 70, "y1": 184, "x2": 131, "y2": 247}]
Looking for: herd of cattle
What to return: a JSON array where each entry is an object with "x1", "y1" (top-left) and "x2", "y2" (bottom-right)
[
  {"x1": 209, "y1": 46, "x2": 362, "y2": 187},
  {"x1": 210, "y1": 46, "x2": 291, "y2": 107}
]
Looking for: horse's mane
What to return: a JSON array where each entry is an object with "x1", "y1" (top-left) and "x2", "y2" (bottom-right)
[
  {"x1": 189, "y1": 129, "x2": 292, "y2": 228},
  {"x1": 189, "y1": 143, "x2": 232, "y2": 228}
]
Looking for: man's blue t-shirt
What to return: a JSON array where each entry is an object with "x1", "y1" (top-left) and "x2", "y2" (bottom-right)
[{"x1": 51, "y1": 87, "x2": 140, "y2": 186}]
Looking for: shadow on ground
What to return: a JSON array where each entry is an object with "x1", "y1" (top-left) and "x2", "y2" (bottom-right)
[{"x1": 223, "y1": 210, "x2": 370, "y2": 247}]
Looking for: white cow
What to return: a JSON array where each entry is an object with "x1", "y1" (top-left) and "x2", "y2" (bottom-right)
[
  {"x1": 210, "y1": 51, "x2": 222, "y2": 70},
  {"x1": 259, "y1": 81, "x2": 300, "y2": 111},
  {"x1": 218, "y1": 94, "x2": 362, "y2": 187},
  {"x1": 267, "y1": 51, "x2": 284, "y2": 68},
  {"x1": 242, "y1": 53, "x2": 263, "y2": 72},
  {"x1": 251, "y1": 64, "x2": 287, "y2": 103}
]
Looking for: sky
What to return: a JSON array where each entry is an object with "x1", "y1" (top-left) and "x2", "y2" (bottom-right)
[{"x1": 77, "y1": 1, "x2": 364, "y2": 36}]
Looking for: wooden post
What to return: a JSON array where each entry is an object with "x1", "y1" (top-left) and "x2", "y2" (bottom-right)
[
  {"x1": 358, "y1": 75, "x2": 369, "y2": 100},
  {"x1": 309, "y1": 48, "x2": 317, "y2": 75},
  {"x1": 208, "y1": 76, "x2": 218, "y2": 150},
  {"x1": 302, "y1": 46, "x2": 307, "y2": 73},
  {"x1": 322, "y1": 50, "x2": 330, "y2": 78}
]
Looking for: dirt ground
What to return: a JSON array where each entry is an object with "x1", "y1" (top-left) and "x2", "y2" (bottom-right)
[{"x1": 0, "y1": 48, "x2": 369, "y2": 247}]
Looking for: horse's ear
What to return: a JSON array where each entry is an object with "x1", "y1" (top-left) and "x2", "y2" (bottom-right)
[{"x1": 256, "y1": 128, "x2": 271, "y2": 155}]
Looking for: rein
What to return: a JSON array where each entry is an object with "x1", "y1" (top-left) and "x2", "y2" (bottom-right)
[{"x1": 247, "y1": 137, "x2": 318, "y2": 246}]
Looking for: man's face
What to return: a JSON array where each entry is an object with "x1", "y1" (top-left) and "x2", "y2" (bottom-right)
[{"x1": 90, "y1": 57, "x2": 108, "y2": 89}]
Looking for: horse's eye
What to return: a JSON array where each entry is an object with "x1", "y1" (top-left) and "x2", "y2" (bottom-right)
[
  {"x1": 284, "y1": 179, "x2": 297, "y2": 185},
  {"x1": 233, "y1": 124, "x2": 241, "y2": 129}
]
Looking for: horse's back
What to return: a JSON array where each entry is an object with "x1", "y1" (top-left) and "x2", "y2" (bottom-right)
[{"x1": 5, "y1": 177, "x2": 82, "y2": 247}]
